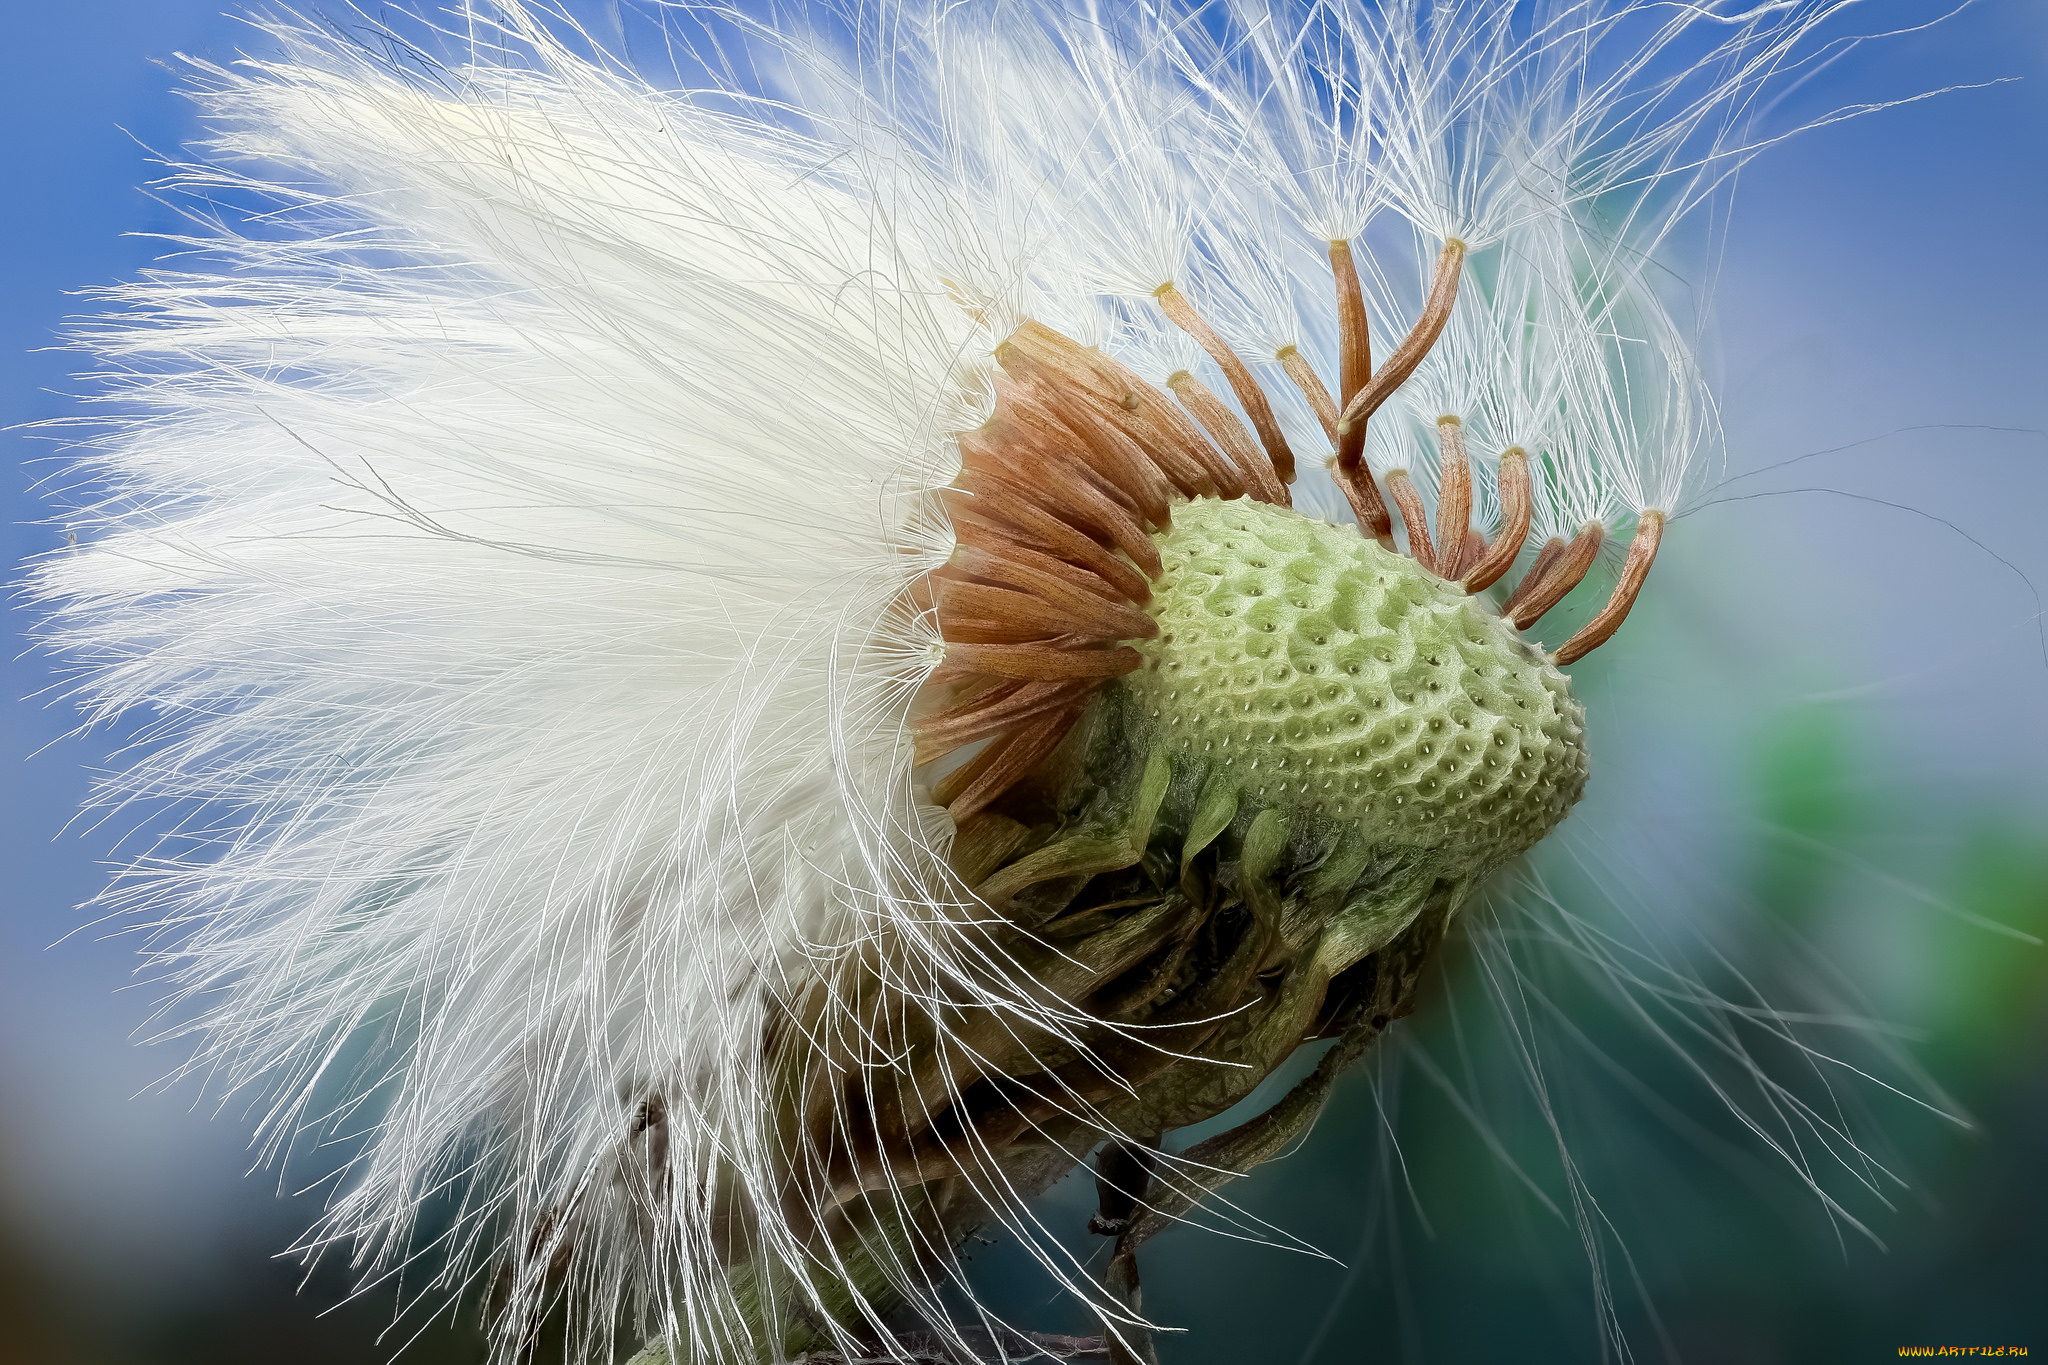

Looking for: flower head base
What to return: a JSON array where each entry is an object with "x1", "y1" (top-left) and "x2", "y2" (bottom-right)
[
  {"x1": 1130, "y1": 497, "x2": 1588, "y2": 878},
  {"x1": 919, "y1": 249, "x2": 1639, "y2": 831}
]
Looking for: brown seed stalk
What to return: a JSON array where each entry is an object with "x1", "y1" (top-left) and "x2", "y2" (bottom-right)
[
  {"x1": 936, "y1": 641, "x2": 1144, "y2": 683},
  {"x1": 1498, "y1": 533, "x2": 1565, "y2": 618},
  {"x1": 1002, "y1": 373, "x2": 1173, "y2": 528},
  {"x1": 1384, "y1": 470, "x2": 1438, "y2": 575},
  {"x1": 1330, "y1": 240, "x2": 1373, "y2": 469},
  {"x1": 1330, "y1": 463, "x2": 1396, "y2": 551},
  {"x1": 915, "y1": 679, "x2": 1093, "y2": 763},
  {"x1": 1433, "y1": 416, "x2": 1472, "y2": 579},
  {"x1": 996, "y1": 322, "x2": 1230, "y2": 498},
  {"x1": 1168, "y1": 371, "x2": 1290, "y2": 507},
  {"x1": 955, "y1": 454, "x2": 1160, "y2": 579},
  {"x1": 931, "y1": 703, "x2": 1088, "y2": 817},
  {"x1": 1335, "y1": 238, "x2": 1466, "y2": 432},
  {"x1": 1461, "y1": 446, "x2": 1531, "y2": 593},
  {"x1": 1154, "y1": 282, "x2": 1296, "y2": 483},
  {"x1": 947, "y1": 541, "x2": 1129, "y2": 610},
  {"x1": 1553, "y1": 511, "x2": 1665, "y2": 665},
  {"x1": 944, "y1": 497, "x2": 1151, "y2": 605},
  {"x1": 932, "y1": 577, "x2": 1156, "y2": 647},
  {"x1": 1328, "y1": 240, "x2": 1393, "y2": 545},
  {"x1": 1077, "y1": 349, "x2": 1246, "y2": 499},
  {"x1": 1276, "y1": 344, "x2": 1339, "y2": 441},
  {"x1": 1508, "y1": 522, "x2": 1605, "y2": 630}
]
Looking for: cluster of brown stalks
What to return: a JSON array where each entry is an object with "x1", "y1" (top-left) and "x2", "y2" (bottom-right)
[{"x1": 917, "y1": 235, "x2": 1664, "y2": 820}]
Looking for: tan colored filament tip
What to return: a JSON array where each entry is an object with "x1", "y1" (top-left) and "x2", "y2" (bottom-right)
[
  {"x1": 1336, "y1": 238, "x2": 1466, "y2": 431},
  {"x1": 1277, "y1": 344, "x2": 1339, "y2": 440},
  {"x1": 1499, "y1": 535, "x2": 1563, "y2": 618},
  {"x1": 1332, "y1": 462, "x2": 1397, "y2": 551},
  {"x1": 1328, "y1": 240, "x2": 1393, "y2": 545},
  {"x1": 1461, "y1": 447, "x2": 1531, "y2": 594},
  {"x1": 1329, "y1": 240, "x2": 1372, "y2": 470},
  {"x1": 1433, "y1": 417, "x2": 1471, "y2": 579},
  {"x1": 1168, "y1": 371, "x2": 1289, "y2": 507},
  {"x1": 1154, "y1": 282, "x2": 1296, "y2": 483},
  {"x1": 1384, "y1": 470, "x2": 1437, "y2": 575},
  {"x1": 1553, "y1": 511, "x2": 1665, "y2": 665},
  {"x1": 1508, "y1": 522, "x2": 1605, "y2": 630}
]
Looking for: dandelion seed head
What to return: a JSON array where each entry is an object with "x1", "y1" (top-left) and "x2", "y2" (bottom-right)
[{"x1": 27, "y1": 0, "x2": 1963, "y2": 1359}]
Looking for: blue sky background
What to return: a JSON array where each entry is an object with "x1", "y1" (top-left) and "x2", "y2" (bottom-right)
[{"x1": 4, "y1": 2, "x2": 2046, "y2": 1362}]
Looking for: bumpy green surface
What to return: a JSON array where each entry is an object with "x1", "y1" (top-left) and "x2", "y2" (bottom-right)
[{"x1": 1122, "y1": 496, "x2": 1587, "y2": 883}]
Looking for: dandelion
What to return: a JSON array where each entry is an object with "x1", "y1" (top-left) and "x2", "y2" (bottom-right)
[{"x1": 29, "y1": 1, "x2": 1969, "y2": 1361}]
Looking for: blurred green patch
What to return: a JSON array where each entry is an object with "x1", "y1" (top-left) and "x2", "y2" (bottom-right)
[
  {"x1": 1922, "y1": 826, "x2": 2048, "y2": 1071},
  {"x1": 1748, "y1": 706, "x2": 1868, "y2": 924}
]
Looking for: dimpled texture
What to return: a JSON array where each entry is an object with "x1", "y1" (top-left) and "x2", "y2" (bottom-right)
[{"x1": 1125, "y1": 497, "x2": 1587, "y2": 879}]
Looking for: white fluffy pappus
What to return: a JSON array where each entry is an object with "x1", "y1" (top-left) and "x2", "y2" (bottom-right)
[
  {"x1": 28, "y1": 0, "x2": 1970, "y2": 1360},
  {"x1": 41, "y1": 9, "x2": 990, "y2": 1356}
]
